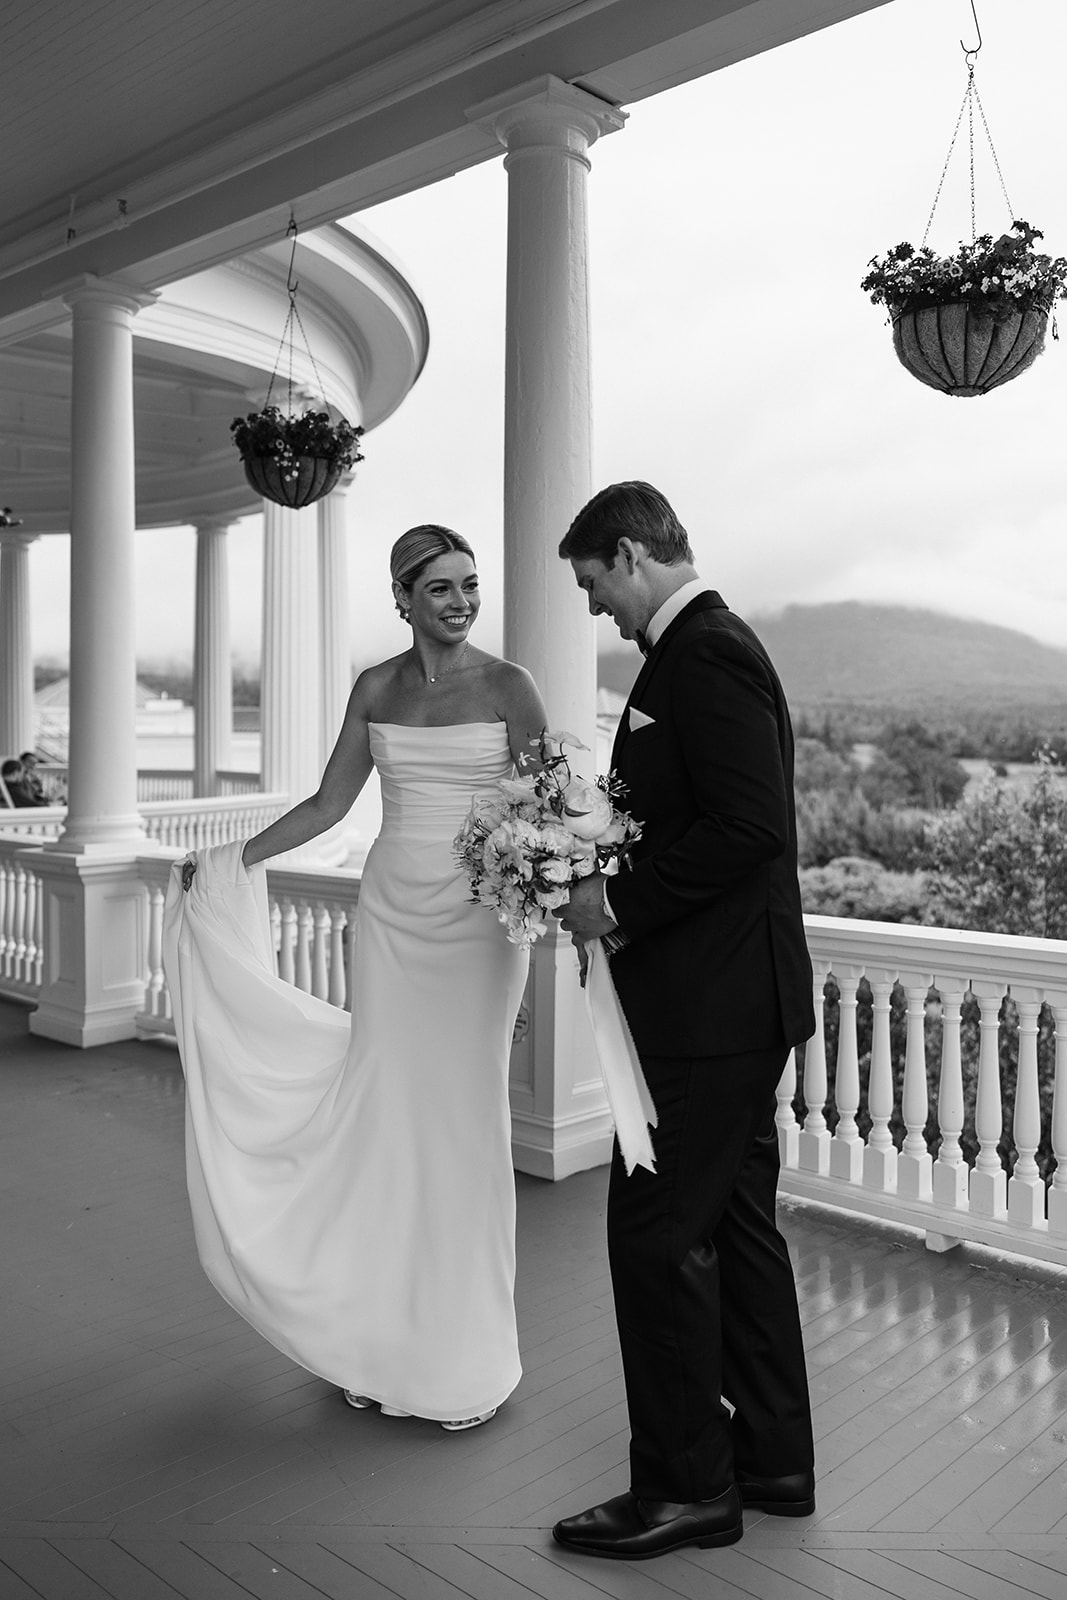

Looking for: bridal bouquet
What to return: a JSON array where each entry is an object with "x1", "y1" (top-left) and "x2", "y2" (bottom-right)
[{"x1": 453, "y1": 730, "x2": 641, "y2": 952}]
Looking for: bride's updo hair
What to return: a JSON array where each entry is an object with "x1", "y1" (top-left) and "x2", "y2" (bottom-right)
[{"x1": 390, "y1": 524, "x2": 475, "y2": 620}]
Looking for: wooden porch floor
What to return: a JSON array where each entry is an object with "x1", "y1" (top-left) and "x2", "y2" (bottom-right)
[{"x1": 3, "y1": 997, "x2": 1067, "y2": 1600}]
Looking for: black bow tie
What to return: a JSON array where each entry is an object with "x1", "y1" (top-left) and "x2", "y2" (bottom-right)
[{"x1": 635, "y1": 630, "x2": 650, "y2": 658}]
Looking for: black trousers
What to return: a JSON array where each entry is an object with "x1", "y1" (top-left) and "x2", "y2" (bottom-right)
[{"x1": 607, "y1": 1045, "x2": 814, "y2": 1502}]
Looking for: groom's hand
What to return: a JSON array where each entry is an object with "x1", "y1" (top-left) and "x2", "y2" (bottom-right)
[{"x1": 555, "y1": 872, "x2": 617, "y2": 943}]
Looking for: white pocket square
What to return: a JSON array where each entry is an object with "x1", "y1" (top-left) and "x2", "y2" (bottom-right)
[{"x1": 628, "y1": 707, "x2": 655, "y2": 731}]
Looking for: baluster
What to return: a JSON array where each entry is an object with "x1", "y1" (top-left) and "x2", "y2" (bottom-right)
[
  {"x1": 830, "y1": 966, "x2": 863, "y2": 1181},
  {"x1": 30, "y1": 868, "x2": 43, "y2": 989},
  {"x1": 12, "y1": 862, "x2": 28, "y2": 980},
  {"x1": 1048, "y1": 998, "x2": 1067, "y2": 1236},
  {"x1": 932, "y1": 985, "x2": 968, "y2": 1209},
  {"x1": 294, "y1": 902, "x2": 313, "y2": 992},
  {"x1": 278, "y1": 899, "x2": 297, "y2": 985},
  {"x1": 269, "y1": 897, "x2": 282, "y2": 973},
  {"x1": 898, "y1": 976, "x2": 933, "y2": 1200},
  {"x1": 798, "y1": 967, "x2": 831, "y2": 1173},
  {"x1": 344, "y1": 915, "x2": 358, "y2": 1013},
  {"x1": 863, "y1": 973, "x2": 897, "y2": 1191},
  {"x1": 145, "y1": 883, "x2": 166, "y2": 1018},
  {"x1": 20, "y1": 868, "x2": 38, "y2": 990},
  {"x1": 310, "y1": 903, "x2": 330, "y2": 999},
  {"x1": 0, "y1": 857, "x2": 11, "y2": 978},
  {"x1": 1008, "y1": 991, "x2": 1045, "y2": 1229},
  {"x1": 774, "y1": 1048, "x2": 800, "y2": 1168},
  {"x1": 327, "y1": 907, "x2": 348, "y2": 1009},
  {"x1": 970, "y1": 984, "x2": 1007, "y2": 1216}
]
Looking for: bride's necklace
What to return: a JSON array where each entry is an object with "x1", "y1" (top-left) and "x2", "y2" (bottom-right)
[{"x1": 422, "y1": 642, "x2": 470, "y2": 685}]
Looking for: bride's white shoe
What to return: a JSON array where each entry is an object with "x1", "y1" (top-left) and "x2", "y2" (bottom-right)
[
  {"x1": 441, "y1": 1407, "x2": 497, "y2": 1432},
  {"x1": 342, "y1": 1390, "x2": 413, "y2": 1417}
]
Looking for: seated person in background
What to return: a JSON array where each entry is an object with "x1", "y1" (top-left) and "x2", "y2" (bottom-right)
[
  {"x1": 18, "y1": 751, "x2": 48, "y2": 803},
  {"x1": 1, "y1": 758, "x2": 48, "y2": 807}
]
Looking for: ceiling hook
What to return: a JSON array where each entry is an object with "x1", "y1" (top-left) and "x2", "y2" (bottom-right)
[{"x1": 960, "y1": 0, "x2": 982, "y2": 61}]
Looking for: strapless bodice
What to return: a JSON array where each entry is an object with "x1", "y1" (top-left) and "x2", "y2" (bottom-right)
[{"x1": 369, "y1": 721, "x2": 513, "y2": 839}]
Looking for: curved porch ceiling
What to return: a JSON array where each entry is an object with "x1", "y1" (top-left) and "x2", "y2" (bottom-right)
[
  {"x1": 0, "y1": 223, "x2": 429, "y2": 533},
  {"x1": 0, "y1": 0, "x2": 889, "y2": 340}
]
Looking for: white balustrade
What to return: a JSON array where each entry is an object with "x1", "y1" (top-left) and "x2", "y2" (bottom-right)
[
  {"x1": 0, "y1": 806, "x2": 64, "y2": 839},
  {"x1": 136, "y1": 855, "x2": 361, "y2": 1041},
  {"x1": 0, "y1": 836, "x2": 44, "y2": 1000},
  {"x1": 10, "y1": 858, "x2": 1067, "y2": 1268},
  {"x1": 139, "y1": 792, "x2": 288, "y2": 850},
  {"x1": 136, "y1": 768, "x2": 264, "y2": 802},
  {"x1": 779, "y1": 917, "x2": 1067, "y2": 1268}
]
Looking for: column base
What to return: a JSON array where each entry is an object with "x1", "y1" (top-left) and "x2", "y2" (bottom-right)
[
  {"x1": 508, "y1": 925, "x2": 613, "y2": 1181},
  {"x1": 50, "y1": 817, "x2": 146, "y2": 853},
  {"x1": 511, "y1": 1108, "x2": 615, "y2": 1180},
  {"x1": 26, "y1": 849, "x2": 147, "y2": 1049}
]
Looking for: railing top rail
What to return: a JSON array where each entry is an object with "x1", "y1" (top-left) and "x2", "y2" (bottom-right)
[
  {"x1": 135, "y1": 854, "x2": 362, "y2": 895},
  {"x1": 804, "y1": 914, "x2": 1067, "y2": 996},
  {"x1": 138, "y1": 792, "x2": 289, "y2": 816}
]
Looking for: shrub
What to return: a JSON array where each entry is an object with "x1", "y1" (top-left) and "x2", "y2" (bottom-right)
[{"x1": 799, "y1": 856, "x2": 928, "y2": 923}]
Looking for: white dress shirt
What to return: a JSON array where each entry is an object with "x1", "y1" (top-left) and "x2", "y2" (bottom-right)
[{"x1": 602, "y1": 577, "x2": 712, "y2": 931}]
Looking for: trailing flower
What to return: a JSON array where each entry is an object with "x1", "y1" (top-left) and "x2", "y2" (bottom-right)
[
  {"x1": 860, "y1": 220, "x2": 1067, "y2": 323},
  {"x1": 230, "y1": 405, "x2": 364, "y2": 483}
]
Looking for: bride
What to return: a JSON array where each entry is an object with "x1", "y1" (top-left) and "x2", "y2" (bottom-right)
[{"x1": 164, "y1": 525, "x2": 548, "y2": 1430}]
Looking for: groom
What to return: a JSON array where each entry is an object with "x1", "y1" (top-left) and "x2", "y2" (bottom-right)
[{"x1": 553, "y1": 481, "x2": 816, "y2": 1560}]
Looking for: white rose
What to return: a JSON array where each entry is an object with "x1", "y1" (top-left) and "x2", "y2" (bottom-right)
[
  {"x1": 560, "y1": 778, "x2": 615, "y2": 841},
  {"x1": 540, "y1": 821, "x2": 574, "y2": 855},
  {"x1": 535, "y1": 886, "x2": 569, "y2": 911},
  {"x1": 539, "y1": 856, "x2": 572, "y2": 885}
]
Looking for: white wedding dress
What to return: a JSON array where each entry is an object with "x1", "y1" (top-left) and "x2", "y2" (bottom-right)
[{"x1": 162, "y1": 721, "x2": 529, "y2": 1421}]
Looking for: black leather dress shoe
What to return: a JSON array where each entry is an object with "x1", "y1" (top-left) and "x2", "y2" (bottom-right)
[
  {"x1": 552, "y1": 1487, "x2": 743, "y2": 1560},
  {"x1": 736, "y1": 1469, "x2": 816, "y2": 1517}
]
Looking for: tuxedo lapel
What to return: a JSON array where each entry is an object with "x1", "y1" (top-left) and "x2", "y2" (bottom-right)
[{"x1": 610, "y1": 590, "x2": 727, "y2": 770}]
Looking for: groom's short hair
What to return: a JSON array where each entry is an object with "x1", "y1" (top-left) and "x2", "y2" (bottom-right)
[{"x1": 559, "y1": 482, "x2": 694, "y2": 567}]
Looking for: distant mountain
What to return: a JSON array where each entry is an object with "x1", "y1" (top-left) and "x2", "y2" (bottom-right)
[{"x1": 600, "y1": 602, "x2": 1067, "y2": 712}]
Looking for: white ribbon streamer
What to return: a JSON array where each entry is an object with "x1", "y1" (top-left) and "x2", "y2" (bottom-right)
[{"x1": 583, "y1": 939, "x2": 657, "y2": 1175}]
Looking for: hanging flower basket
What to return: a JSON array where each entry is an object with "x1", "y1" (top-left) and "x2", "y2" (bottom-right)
[
  {"x1": 862, "y1": 222, "x2": 1067, "y2": 397},
  {"x1": 890, "y1": 297, "x2": 1052, "y2": 396},
  {"x1": 231, "y1": 406, "x2": 365, "y2": 509},
  {"x1": 230, "y1": 219, "x2": 366, "y2": 507}
]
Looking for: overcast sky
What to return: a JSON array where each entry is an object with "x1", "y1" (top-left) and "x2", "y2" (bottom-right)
[{"x1": 28, "y1": 0, "x2": 1067, "y2": 672}]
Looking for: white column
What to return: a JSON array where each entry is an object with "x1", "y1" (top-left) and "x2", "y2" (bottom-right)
[
  {"x1": 470, "y1": 76, "x2": 625, "y2": 756},
  {"x1": 60, "y1": 279, "x2": 155, "y2": 849},
  {"x1": 469, "y1": 77, "x2": 626, "y2": 1179},
  {"x1": 193, "y1": 518, "x2": 233, "y2": 797},
  {"x1": 0, "y1": 529, "x2": 39, "y2": 759},
  {"x1": 318, "y1": 479, "x2": 352, "y2": 765},
  {"x1": 31, "y1": 276, "x2": 156, "y2": 1047},
  {"x1": 261, "y1": 499, "x2": 319, "y2": 807}
]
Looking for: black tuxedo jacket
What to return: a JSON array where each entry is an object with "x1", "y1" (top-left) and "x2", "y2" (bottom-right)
[{"x1": 606, "y1": 590, "x2": 815, "y2": 1058}]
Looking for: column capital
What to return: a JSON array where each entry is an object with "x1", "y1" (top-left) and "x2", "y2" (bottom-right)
[
  {"x1": 467, "y1": 75, "x2": 626, "y2": 156},
  {"x1": 60, "y1": 274, "x2": 160, "y2": 317},
  {"x1": 192, "y1": 515, "x2": 233, "y2": 538},
  {"x1": 0, "y1": 526, "x2": 39, "y2": 550}
]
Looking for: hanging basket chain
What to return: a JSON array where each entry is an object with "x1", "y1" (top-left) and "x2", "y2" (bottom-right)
[
  {"x1": 262, "y1": 218, "x2": 332, "y2": 417},
  {"x1": 920, "y1": 61, "x2": 1014, "y2": 249},
  {"x1": 970, "y1": 77, "x2": 1014, "y2": 225}
]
